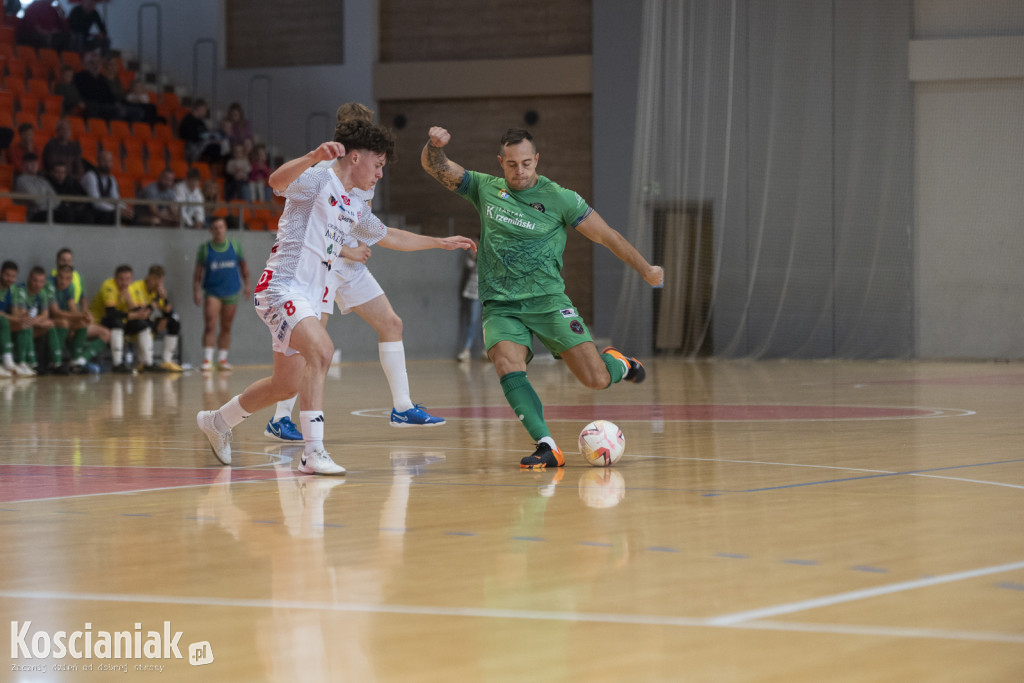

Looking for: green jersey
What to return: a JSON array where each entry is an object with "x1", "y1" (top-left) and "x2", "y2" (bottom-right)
[
  {"x1": 0, "y1": 284, "x2": 26, "y2": 314},
  {"x1": 50, "y1": 280, "x2": 77, "y2": 312},
  {"x1": 456, "y1": 171, "x2": 592, "y2": 303},
  {"x1": 19, "y1": 284, "x2": 53, "y2": 317}
]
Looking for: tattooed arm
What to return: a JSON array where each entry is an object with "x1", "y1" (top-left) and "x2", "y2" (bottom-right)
[{"x1": 421, "y1": 126, "x2": 467, "y2": 191}]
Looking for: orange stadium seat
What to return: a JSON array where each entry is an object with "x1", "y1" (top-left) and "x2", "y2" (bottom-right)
[
  {"x1": 26, "y1": 78, "x2": 49, "y2": 98},
  {"x1": 14, "y1": 110, "x2": 37, "y2": 127},
  {"x1": 120, "y1": 136, "x2": 144, "y2": 160},
  {"x1": 59, "y1": 51, "x2": 81, "y2": 71},
  {"x1": 0, "y1": 164, "x2": 13, "y2": 189},
  {"x1": 146, "y1": 140, "x2": 169, "y2": 168},
  {"x1": 130, "y1": 121, "x2": 152, "y2": 140},
  {"x1": 123, "y1": 157, "x2": 147, "y2": 178},
  {"x1": 166, "y1": 139, "x2": 185, "y2": 161},
  {"x1": 0, "y1": 25, "x2": 14, "y2": 46},
  {"x1": 0, "y1": 109, "x2": 13, "y2": 128},
  {"x1": 18, "y1": 93, "x2": 40, "y2": 116},
  {"x1": 3, "y1": 57, "x2": 26, "y2": 79},
  {"x1": 42, "y1": 95, "x2": 62, "y2": 116},
  {"x1": 67, "y1": 116, "x2": 87, "y2": 137},
  {"x1": 86, "y1": 118, "x2": 108, "y2": 136},
  {"x1": 152, "y1": 122, "x2": 174, "y2": 143},
  {"x1": 108, "y1": 120, "x2": 131, "y2": 139},
  {"x1": 118, "y1": 70, "x2": 135, "y2": 92},
  {"x1": 39, "y1": 112, "x2": 60, "y2": 134},
  {"x1": 37, "y1": 48, "x2": 60, "y2": 78},
  {"x1": 115, "y1": 176, "x2": 134, "y2": 198},
  {"x1": 2, "y1": 74, "x2": 24, "y2": 94},
  {"x1": 168, "y1": 159, "x2": 188, "y2": 179},
  {"x1": 4, "y1": 205, "x2": 27, "y2": 222}
]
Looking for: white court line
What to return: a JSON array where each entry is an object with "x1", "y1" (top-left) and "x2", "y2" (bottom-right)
[
  {"x1": 908, "y1": 474, "x2": 1024, "y2": 491},
  {"x1": 708, "y1": 559, "x2": 1024, "y2": 626},
  {"x1": 0, "y1": 589, "x2": 1020, "y2": 644}
]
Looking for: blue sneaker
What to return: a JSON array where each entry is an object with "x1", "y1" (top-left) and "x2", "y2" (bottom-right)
[
  {"x1": 265, "y1": 416, "x2": 303, "y2": 441},
  {"x1": 390, "y1": 404, "x2": 446, "y2": 428}
]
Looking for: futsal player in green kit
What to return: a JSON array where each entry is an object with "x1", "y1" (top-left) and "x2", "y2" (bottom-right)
[{"x1": 422, "y1": 127, "x2": 664, "y2": 468}]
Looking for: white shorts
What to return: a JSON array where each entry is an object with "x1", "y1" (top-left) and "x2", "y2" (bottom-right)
[
  {"x1": 321, "y1": 267, "x2": 385, "y2": 316},
  {"x1": 254, "y1": 293, "x2": 320, "y2": 356}
]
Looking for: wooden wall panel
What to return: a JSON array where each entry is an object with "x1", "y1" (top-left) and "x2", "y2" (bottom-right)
[
  {"x1": 225, "y1": 0, "x2": 344, "y2": 68},
  {"x1": 379, "y1": 0, "x2": 592, "y2": 62},
  {"x1": 380, "y1": 95, "x2": 594, "y2": 322}
]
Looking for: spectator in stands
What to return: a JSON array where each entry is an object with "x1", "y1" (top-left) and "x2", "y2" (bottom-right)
[
  {"x1": 9, "y1": 123, "x2": 39, "y2": 176},
  {"x1": 174, "y1": 167, "x2": 205, "y2": 228},
  {"x1": 53, "y1": 65, "x2": 87, "y2": 117},
  {"x1": 42, "y1": 117, "x2": 84, "y2": 179},
  {"x1": 81, "y1": 148, "x2": 133, "y2": 225},
  {"x1": 14, "y1": 153, "x2": 57, "y2": 222},
  {"x1": 124, "y1": 79, "x2": 158, "y2": 124},
  {"x1": 137, "y1": 168, "x2": 179, "y2": 227},
  {"x1": 74, "y1": 51, "x2": 142, "y2": 122},
  {"x1": 224, "y1": 143, "x2": 251, "y2": 202},
  {"x1": 46, "y1": 160, "x2": 92, "y2": 224},
  {"x1": 16, "y1": 0, "x2": 70, "y2": 50},
  {"x1": 179, "y1": 99, "x2": 226, "y2": 164},
  {"x1": 68, "y1": 0, "x2": 109, "y2": 54},
  {"x1": 0, "y1": 126, "x2": 11, "y2": 165},
  {"x1": 201, "y1": 178, "x2": 221, "y2": 222},
  {"x1": 220, "y1": 102, "x2": 254, "y2": 155},
  {"x1": 248, "y1": 143, "x2": 271, "y2": 202}
]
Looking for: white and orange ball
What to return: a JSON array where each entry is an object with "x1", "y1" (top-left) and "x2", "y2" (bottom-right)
[{"x1": 578, "y1": 420, "x2": 625, "y2": 467}]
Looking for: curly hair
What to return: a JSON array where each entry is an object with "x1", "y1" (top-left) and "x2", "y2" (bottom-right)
[{"x1": 334, "y1": 119, "x2": 396, "y2": 163}]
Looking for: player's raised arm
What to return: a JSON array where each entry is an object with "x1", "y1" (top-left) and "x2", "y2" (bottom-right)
[
  {"x1": 269, "y1": 141, "x2": 346, "y2": 192},
  {"x1": 576, "y1": 210, "x2": 664, "y2": 287},
  {"x1": 421, "y1": 127, "x2": 467, "y2": 191}
]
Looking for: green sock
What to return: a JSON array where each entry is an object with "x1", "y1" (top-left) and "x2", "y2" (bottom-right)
[
  {"x1": 500, "y1": 371, "x2": 549, "y2": 442},
  {"x1": 601, "y1": 351, "x2": 626, "y2": 386},
  {"x1": 70, "y1": 327, "x2": 87, "y2": 359},
  {"x1": 0, "y1": 317, "x2": 10, "y2": 356},
  {"x1": 83, "y1": 337, "x2": 107, "y2": 362},
  {"x1": 49, "y1": 327, "x2": 67, "y2": 365},
  {"x1": 16, "y1": 329, "x2": 34, "y2": 364}
]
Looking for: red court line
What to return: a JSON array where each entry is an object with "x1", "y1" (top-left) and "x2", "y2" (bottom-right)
[
  {"x1": 432, "y1": 405, "x2": 940, "y2": 421},
  {"x1": 0, "y1": 465, "x2": 289, "y2": 503},
  {"x1": 855, "y1": 375, "x2": 1024, "y2": 386}
]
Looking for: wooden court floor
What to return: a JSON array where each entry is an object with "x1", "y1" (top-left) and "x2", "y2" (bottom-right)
[{"x1": 1, "y1": 359, "x2": 1022, "y2": 682}]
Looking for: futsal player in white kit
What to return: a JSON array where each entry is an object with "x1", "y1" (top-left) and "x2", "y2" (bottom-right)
[
  {"x1": 197, "y1": 119, "x2": 475, "y2": 474},
  {"x1": 265, "y1": 103, "x2": 446, "y2": 442}
]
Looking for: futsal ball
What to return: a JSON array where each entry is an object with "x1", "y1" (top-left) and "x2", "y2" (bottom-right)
[{"x1": 578, "y1": 420, "x2": 625, "y2": 467}]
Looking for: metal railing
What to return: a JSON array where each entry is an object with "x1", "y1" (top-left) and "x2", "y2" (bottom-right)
[{"x1": 0, "y1": 192, "x2": 280, "y2": 231}]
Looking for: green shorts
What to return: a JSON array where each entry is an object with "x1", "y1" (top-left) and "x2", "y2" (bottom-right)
[
  {"x1": 482, "y1": 294, "x2": 593, "y2": 363},
  {"x1": 206, "y1": 292, "x2": 240, "y2": 306}
]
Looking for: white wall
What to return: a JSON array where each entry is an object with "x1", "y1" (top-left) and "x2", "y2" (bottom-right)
[{"x1": 912, "y1": 1, "x2": 1024, "y2": 358}]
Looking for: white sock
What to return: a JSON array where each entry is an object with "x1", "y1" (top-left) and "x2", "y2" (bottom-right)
[
  {"x1": 300, "y1": 410, "x2": 325, "y2": 453},
  {"x1": 203, "y1": 346, "x2": 214, "y2": 363},
  {"x1": 110, "y1": 328, "x2": 124, "y2": 365},
  {"x1": 217, "y1": 348, "x2": 229, "y2": 363},
  {"x1": 162, "y1": 335, "x2": 178, "y2": 363},
  {"x1": 379, "y1": 341, "x2": 413, "y2": 412},
  {"x1": 539, "y1": 436, "x2": 559, "y2": 452},
  {"x1": 137, "y1": 328, "x2": 154, "y2": 365},
  {"x1": 216, "y1": 394, "x2": 250, "y2": 430},
  {"x1": 275, "y1": 395, "x2": 297, "y2": 420},
  {"x1": 3, "y1": 352, "x2": 15, "y2": 368}
]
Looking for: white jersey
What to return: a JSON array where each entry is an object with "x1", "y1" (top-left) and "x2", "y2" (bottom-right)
[
  {"x1": 255, "y1": 165, "x2": 386, "y2": 306},
  {"x1": 332, "y1": 185, "x2": 375, "y2": 282}
]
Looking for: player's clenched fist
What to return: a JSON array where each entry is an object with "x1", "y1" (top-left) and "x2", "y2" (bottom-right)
[{"x1": 428, "y1": 127, "x2": 450, "y2": 148}]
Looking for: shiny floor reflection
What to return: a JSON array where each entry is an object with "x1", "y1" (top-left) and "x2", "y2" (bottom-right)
[{"x1": 1, "y1": 359, "x2": 1023, "y2": 681}]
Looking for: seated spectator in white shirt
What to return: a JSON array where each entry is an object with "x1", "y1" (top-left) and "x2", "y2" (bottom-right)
[{"x1": 173, "y1": 168, "x2": 205, "y2": 228}]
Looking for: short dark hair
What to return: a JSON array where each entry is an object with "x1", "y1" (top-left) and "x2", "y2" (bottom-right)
[
  {"x1": 23, "y1": 153, "x2": 38, "y2": 163},
  {"x1": 114, "y1": 264, "x2": 133, "y2": 276},
  {"x1": 1, "y1": 260, "x2": 18, "y2": 273},
  {"x1": 17, "y1": 122, "x2": 33, "y2": 135},
  {"x1": 29, "y1": 266, "x2": 46, "y2": 277},
  {"x1": 57, "y1": 264, "x2": 74, "y2": 275},
  {"x1": 333, "y1": 119, "x2": 396, "y2": 163},
  {"x1": 500, "y1": 128, "x2": 535, "y2": 155},
  {"x1": 147, "y1": 264, "x2": 165, "y2": 278}
]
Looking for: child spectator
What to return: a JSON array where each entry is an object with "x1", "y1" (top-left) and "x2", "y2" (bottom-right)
[
  {"x1": 224, "y1": 143, "x2": 251, "y2": 201},
  {"x1": 220, "y1": 103, "x2": 254, "y2": 155},
  {"x1": 53, "y1": 66, "x2": 86, "y2": 117},
  {"x1": 248, "y1": 143, "x2": 271, "y2": 202}
]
